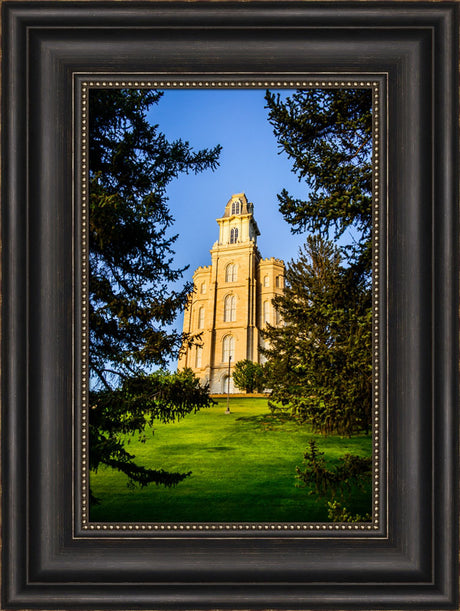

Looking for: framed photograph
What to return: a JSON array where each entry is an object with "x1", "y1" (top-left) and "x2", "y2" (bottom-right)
[
  {"x1": 2, "y1": 2, "x2": 458, "y2": 609},
  {"x1": 86, "y1": 84, "x2": 377, "y2": 527}
]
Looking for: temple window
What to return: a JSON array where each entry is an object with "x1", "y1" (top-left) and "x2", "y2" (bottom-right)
[
  {"x1": 231, "y1": 200, "x2": 241, "y2": 215},
  {"x1": 275, "y1": 308, "x2": 282, "y2": 325},
  {"x1": 263, "y1": 300, "x2": 270, "y2": 324},
  {"x1": 198, "y1": 307, "x2": 205, "y2": 329},
  {"x1": 226, "y1": 263, "x2": 237, "y2": 282},
  {"x1": 222, "y1": 335, "x2": 235, "y2": 362},
  {"x1": 195, "y1": 345, "x2": 203, "y2": 368},
  {"x1": 224, "y1": 295, "x2": 236, "y2": 322}
]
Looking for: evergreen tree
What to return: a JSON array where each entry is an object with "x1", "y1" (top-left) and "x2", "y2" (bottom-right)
[
  {"x1": 263, "y1": 88, "x2": 373, "y2": 435},
  {"x1": 263, "y1": 236, "x2": 372, "y2": 436},
  {"x1": 89, "y1": 89, "x2": 221, "y2": 493},
  {"x1": 296, "y1": 439, "x2": 372, "y2": 499},
  {"x1": 265, "y1": 88, "x2": 372, "y2": 279},
  {"x1": 232, "y1": 360, "x2": 266, "y2": 393},
  {"x1": 295, "y1": 440, "x2": 372, "y2": 522}
]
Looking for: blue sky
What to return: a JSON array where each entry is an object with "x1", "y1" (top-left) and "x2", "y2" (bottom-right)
[
  {"x1": 92, "y1": 88, "x2": 369, "y2": 379},
  {"x1": 146, "y1": 89, "x2": 370, "y2": 370},
  {"x1": 148, "y1": 89, "x2": 313, "y2": 363},
  {"x1": 148, "y1": 89, "x2": 308, "y2": 283}
]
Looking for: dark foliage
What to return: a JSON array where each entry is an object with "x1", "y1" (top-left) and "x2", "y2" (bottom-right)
[
  {"x1": 89, "y1": 89, "x2": 221, "y2": 384},
  {"x1": 89, "y1": 90, "x2": 221, "y2": 492},
  {"x1": 326, "y1": 500, "x2": 371, "y2": 523},
  {"x1": 263, "y1": 88, "x2": 373, "y2": 435},
  {"x1": 232, "y1": 360, "x2": 266, "y2": 393},
  {"x1": 263, "y1": 235, "x2": 372, "y2": 435},
  {"x1": 90, "y1": 369, "x2": 214, "y2": 496},
  {"x1": 296, "y1": 439, "x2": 372, "y2": 521},
  {"x1": 265, "y1": 88, "x2": 372, "y2": 279}
]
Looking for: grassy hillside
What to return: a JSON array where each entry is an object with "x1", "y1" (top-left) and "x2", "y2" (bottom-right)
[{"x1": 90, "y1": 397, "x2": 372, "y2": 523}]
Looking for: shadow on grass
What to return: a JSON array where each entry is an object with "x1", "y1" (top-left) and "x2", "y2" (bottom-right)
[{"x1": 235, "y1": 412, "x2": 300, "y2": 431}]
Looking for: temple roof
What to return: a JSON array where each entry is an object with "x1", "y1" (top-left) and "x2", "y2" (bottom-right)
[{"x1": 222, "y1": 193, "x2": 254, "y2": 217}]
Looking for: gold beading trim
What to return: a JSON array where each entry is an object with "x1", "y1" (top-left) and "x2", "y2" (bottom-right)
[{"x1": 78, "y1": 76, "x2": 384, "y2": 536}]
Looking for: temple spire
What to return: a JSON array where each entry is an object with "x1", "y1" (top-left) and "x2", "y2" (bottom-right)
[{"x1": 216, "y1": 193, "x2": 260, "y2": 246}]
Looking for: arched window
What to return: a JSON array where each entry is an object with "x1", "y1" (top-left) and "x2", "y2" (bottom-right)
[
  {"x1": 226, "y1": 263, "x2": 237, "y2": 282},
  {"x1": 259, "y1": 338, "x2": 267, "y2": 365},
  {"x1": 276, "y1": 276, "x2": 280, "y2": 288},
  {"x1": 222, "y1": 374, "x2": 233, "y2": 394},
  {"x1": 230, "y1": 227, "x2": 239, "y2": 244},
  {"x1": 231, "y1": 200, "x2": 240, "y2": 215},
  {"x1": 222, "y1": 335, "x2": 235, "y2": 362},
  {"x1": 224, "y1": 295, "x2": 236, "y2": 322},
  {"x1": 264, "y1": 275, "x2": 269, "y2": 287},
  {"x1": 198, "y1": 307, "x2": 205, "y2": 329},
  {"x1": 195, "y1": 345, "x2": 203, "y2": 368},
  {"x1": 276, "y1": 275, "x2": 284, "y2": 289},
  {"x1": 275, "y1": 308, "x2": 282, "y2": 325},
  {"x1": 263, "y1": 300, "x2": 270, "y2": 324},
  {"x1": 200, "y1": 282, "x2": 206, "y2": 294}
]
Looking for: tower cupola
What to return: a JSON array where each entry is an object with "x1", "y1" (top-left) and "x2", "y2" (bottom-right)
[{"x1": 216, "y1": 193, "x2": 260, "y2": 246}]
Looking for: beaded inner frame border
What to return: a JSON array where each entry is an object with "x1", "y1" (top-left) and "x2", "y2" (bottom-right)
[{"x1": 77, "y1": 76, "x2": 385, "y2": 536}]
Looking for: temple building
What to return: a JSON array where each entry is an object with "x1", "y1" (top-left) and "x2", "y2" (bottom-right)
[{"x1": 178, "y1": 193, "x2": 285, "y2": 393}]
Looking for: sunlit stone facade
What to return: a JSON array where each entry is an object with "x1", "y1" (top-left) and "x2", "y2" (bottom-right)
[{"x1": 178, "y1": 193, "x2": 284, "y2": 393}]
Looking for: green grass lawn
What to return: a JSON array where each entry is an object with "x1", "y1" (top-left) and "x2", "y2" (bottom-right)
[{"x1": 90, "y1": 397, "x2": 372, "y2": 523}]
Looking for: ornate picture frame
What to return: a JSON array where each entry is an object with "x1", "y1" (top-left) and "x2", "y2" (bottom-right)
[{"x1": 2, "y1": 2, "x2": 458, "y2": 608}]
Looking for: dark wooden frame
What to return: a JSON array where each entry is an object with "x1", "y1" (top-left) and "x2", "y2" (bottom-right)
[{"x1": 2, "y1": 2, "x2": 458, "y2": 608}]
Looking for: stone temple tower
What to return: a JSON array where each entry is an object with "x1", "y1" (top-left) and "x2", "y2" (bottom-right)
[{"x1": 178, "y1": 193, "x2": 285, "y2": 393}]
